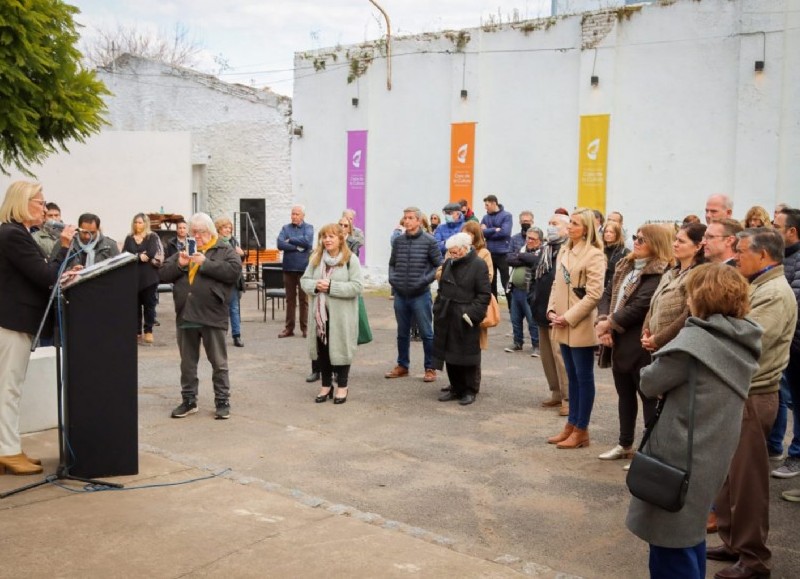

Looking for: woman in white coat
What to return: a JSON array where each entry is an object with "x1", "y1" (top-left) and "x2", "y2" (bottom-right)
[{"x1": 301, "y1": 223, "x2": 363, "y2": 404}]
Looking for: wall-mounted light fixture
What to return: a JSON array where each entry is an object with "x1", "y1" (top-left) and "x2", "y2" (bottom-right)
[
  {"x1": 292, "y1": 125, "x2": 303, "y2": 138},
  {"x1": 755, "y1": 31, "x2": 766, "y2": 74},
  {"x1": 589, "y1": 48, "x2": 600, "y2": 89},
  {"x1": 352, "y1": 97, "x2": 359, "y2": 107},
  {"x1": 460, "y1": 89, "x2": 468, "y2": 100}
]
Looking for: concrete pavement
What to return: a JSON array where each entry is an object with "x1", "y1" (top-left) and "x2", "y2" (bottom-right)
[{"x1": 1, "y1": 291, "x2": 797, "y2": 578}]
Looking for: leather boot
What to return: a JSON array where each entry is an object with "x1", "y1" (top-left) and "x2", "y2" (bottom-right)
[
  {"x1": 557, "y1": 427, "x2": 590, "y2": 449},
  {"x1": 0, "y1": 453, "x2": 44, "y2": 475},
  {"x1": 22, "y1": 453, "x2": 41, "y2": 466},
  {"x1": 547, "y1": 422, "x2": 575, "y2": 444}
]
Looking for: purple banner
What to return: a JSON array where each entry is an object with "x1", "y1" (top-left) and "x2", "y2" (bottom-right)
[{"x1": 346, "y1": 130, "x2": 368, "y2": 265}]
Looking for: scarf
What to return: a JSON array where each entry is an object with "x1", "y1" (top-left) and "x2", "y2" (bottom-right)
[
  {"x1": 188, "y1": 236, "x2": 218, "y2": 285},
  {"x1": 315, "y1": 251, "x2": 344, "y2": 342},
  {"x1": 535, "y1": 237, "x2": 566, "y2": 281},
  {"x1": 613, "y1": 257, "x2": 649, "y2": 313},
  {"x1": 77, "y1": 234, "x2": 101, "y2": 267}
]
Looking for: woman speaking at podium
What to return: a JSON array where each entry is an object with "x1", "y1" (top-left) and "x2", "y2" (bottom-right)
[{"x1": 0, "y1": 182, "x2": 75, "y2": 475}]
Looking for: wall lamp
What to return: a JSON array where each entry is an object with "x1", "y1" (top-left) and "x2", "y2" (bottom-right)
[
  {"x1": 754, "y1": 60, "x2": 765, "y2": 72},
  {"x1": 352, "y1": 97, "x2": 359, "y2": 107},
  {"x1": 460, "y1": 89, "x2": 468, "y2": 100},
  {"x1": 292, "y1": 125, "x2": 303, "y2": 138},
  {"x1": 590, "y1": 75, "x2": 599, "y2": 87}
]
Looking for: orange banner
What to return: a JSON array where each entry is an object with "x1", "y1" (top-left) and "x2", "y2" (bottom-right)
[{"x1": 450, "y1": 122, "x2": 476, "y2": 204}]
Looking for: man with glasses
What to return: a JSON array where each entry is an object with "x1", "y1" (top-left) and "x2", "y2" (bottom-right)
[
  {"x1": 505, "y1": 227, "x2": 542, "y2": 356},
  {"x1": 58, "y1": 213, "x2": 119, "y2": 268},
  {"x1": 704, "y1": 218, "x2": 743, "y2": 265},
  {"x1": 160, "y1": 213, "x2": 242, "y2": 420},
  {"x1": 708, "y1": 228, "x2": 796, "y2": 579}
]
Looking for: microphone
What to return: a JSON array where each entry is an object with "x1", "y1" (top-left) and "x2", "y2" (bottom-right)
[
  {"x1": 45, "y1": 220, "x2": 65, "y2": 233},
  {"x1": 45, "y1": 220, "x2": 81, "y2": 236}
]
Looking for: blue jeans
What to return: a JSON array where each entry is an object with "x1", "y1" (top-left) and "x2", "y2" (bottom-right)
[
  {"x1": 560, "y1": 344, "x2": 596, "y2": 430},
  {"x1": 770, "y1": 356, "x2": 800, "y2": 458},
  {"x1": 394, "y1": 291, "x2": 434, "y2": 370},
  {"x1": 229, "y1": 291, "x2": 241, "y2": 337},
  {"x1": 649, "y1": 542, "x2": 706, "y2": 579},
  {"x1": 509, "y1": 287, "x2": 538, "y2": 347}
]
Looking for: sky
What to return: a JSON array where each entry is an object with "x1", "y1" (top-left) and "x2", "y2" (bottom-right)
[{"x1": 68, "y1": 0, "x2": 552, "y2": 97}]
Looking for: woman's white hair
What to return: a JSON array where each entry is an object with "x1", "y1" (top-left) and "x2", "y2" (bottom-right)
[
  {"x1": 445, "y1": 232, "x2": 473, "y2": 250},
  {"x1": 189, "y1": 212, "x2": 217, "y2": 236}
]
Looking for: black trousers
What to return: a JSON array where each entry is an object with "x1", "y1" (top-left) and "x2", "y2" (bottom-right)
[
  {"x1": 316, "y1": 336, "x2": 350, "y2": 387},
  {"x1": 446, "y1": 362, "x2": 479, "y2": 397},
  {"x1": 612, "y1": 367, "x2": 657, "y2": 448},
  {"x1": 137, "y1": 283, "x2": 158, "y2": 334},
  {"x1": 490, "y1": 253, "x2": 510, "y2": 308}
]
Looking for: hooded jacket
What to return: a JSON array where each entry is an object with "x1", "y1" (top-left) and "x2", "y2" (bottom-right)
[
  {"x1": 626, "y1": 314, "x2": 762, "y2": 548},
  {"x1": 433, "y1": 217, "x2": 464, "y2": 255}
]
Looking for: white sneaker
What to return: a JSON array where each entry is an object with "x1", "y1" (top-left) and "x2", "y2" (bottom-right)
[
  {"x1": 622, "y1": 463, "x2": 631, "y2": 471},
  {"x1": 772, "y1": 457, "x2": 800, "y2": 479},
  {"x1": 598, "y1": 444, "x2": 634, "y2": 460}
]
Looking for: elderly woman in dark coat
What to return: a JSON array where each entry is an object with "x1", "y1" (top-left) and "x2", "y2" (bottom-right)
[
  {"x1": 626, "y1": 264, "x2": 762, "y2": 579},
  {"x1": 433, "y1": 233, "x2": 491, "y2": 406}
]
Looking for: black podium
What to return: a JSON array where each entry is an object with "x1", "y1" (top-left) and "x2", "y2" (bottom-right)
[{"x1": 62, "y1": 255, "x2": 139, "y2": 478}]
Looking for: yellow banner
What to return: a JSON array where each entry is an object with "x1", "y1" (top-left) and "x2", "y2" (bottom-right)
[
  {"x1": 450, "y1": 122, "x2": 476, "y2": 204},
  {"x1": 577, "y1": 114, "x2": 610, "y2": 211}
]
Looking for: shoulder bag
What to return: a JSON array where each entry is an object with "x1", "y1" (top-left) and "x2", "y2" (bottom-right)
[
  {"x1": 625, "y1": 358, "x2": 696, "y2": 512},
  {"x1": 480, "y1": 294, "x2": 500, "y2": 328}
]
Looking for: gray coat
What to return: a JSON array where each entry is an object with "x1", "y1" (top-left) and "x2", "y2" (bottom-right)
[
  {"x1": 159, "y1": 240, "x2": 241, "y2": 329},
  {"x1": 301, "y1": 254, "x2": 363, "y2": 366},
  {"x1": 626, "y1": 314, "x2": 762, "y2": 548}
]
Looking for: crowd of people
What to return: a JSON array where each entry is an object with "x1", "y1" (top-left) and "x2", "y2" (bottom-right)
[{"x1": 1, "y1": 180, "x2": 799, "y2": 579}]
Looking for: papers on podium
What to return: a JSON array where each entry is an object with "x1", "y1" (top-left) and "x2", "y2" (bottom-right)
[{"x1": 61, "y1": 252, "x2": 138, "y2": 289}]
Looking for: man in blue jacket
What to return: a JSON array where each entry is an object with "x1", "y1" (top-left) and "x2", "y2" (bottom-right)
[
  {"x1": 277, "y1": 205, "x2": 314, "y2": 338},
  {"x1": 386, "y1": 207, "x2": 442, "y2": 383},
  {"x1": 434, "y1": 202, "x2": 464, "y2": 255},
  {"x1": 480, "y1": 195, "x2": 513, "y2": 302}
]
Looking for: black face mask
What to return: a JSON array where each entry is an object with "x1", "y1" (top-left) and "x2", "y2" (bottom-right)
[{"x1": 520, "y1": 223, "x2": 531, "y2": 234}]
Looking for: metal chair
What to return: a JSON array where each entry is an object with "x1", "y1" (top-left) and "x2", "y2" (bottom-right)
[{"x1": 261, "y1": 266, "x2": 286, "y2": 321}]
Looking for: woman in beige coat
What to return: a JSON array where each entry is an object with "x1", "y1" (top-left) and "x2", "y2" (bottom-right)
[{"x1": 546, "y1": 208, "x2": 606, "y2": 449}]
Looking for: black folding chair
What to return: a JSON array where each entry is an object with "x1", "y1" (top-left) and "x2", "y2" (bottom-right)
[{"x1": 261, "y1": 265, "x2": 286, "y2": 321}]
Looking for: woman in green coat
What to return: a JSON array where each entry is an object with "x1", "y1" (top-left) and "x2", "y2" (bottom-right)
[{"x1": 301, "y1": 223, "x2": 363, "y2": 404}]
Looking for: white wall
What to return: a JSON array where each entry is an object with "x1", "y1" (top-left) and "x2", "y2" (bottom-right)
[
  {"x1": 292, "y1": 0, "x2": 800, "y2": 280},
  {"x1": 98, "y1": 57, "x2": 292, "y2": 246},
  {"x1": 0, "y1": 131, "x2": 191, "y2": 243}
]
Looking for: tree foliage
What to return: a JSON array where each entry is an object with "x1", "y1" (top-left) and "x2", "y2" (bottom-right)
[
  {"x1": 82, "y1": 22, "x2": 202, "y2": 69},
  {"x1": 0, "y1": 0, "x2": 109, "y2": 175}
]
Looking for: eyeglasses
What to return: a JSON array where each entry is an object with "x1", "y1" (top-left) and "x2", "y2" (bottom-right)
[
  {"x1": 190, "y1": 229, "x2": 208, "y2": 236},
  {"x1": 30, "y1": 198, "x2": 46, "y2": 205},
  {"x1": 632, "y1": 235, "x2": 647, "y2": 244}
]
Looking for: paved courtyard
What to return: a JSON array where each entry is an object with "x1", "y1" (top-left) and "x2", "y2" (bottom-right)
[{"x1": 1, "y1": 291, "x2": 797, "y2": 578}]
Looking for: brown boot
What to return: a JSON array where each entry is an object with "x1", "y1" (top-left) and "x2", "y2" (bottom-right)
[
  {"x1": 557, "y1": 427, "x2": 590, "y2": 449},
  {"x1": 0, "y1": 453, "x2": 44, "y2": 475},
  {"x1": 547, "y1": 422, "x2": 575, "y2": 444},
  {"x1": 22, "y1": 452, "x2": 42, "y2": 466}
]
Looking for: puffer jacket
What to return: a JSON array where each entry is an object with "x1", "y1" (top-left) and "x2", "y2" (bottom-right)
[
  {"x1": 389, "y1": 228, "x2": 442, "y2": 297},
  {"x1": 433, "y1": 218, "x2": 464, "y2": 255},
  {"x1": 480, "y1": 204, "x2": 513, "y2": 254},
  {"x1": 277, "y1": 222, "x2": 314, "y2": 272},
  {"x1": 784, "y1": 242, "x2": 800, "y2": 355}
]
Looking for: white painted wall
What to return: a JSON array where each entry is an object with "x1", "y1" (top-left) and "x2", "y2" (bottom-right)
[
  {"x1": 292, "y1": 0, "x2": 799, "y2": 280},
  {"x1": 97, "y1": 56, "x2": 292, "y2": 247},
  {"x1": 0, "y1": 131, "x2": 191, "y2": 244}
]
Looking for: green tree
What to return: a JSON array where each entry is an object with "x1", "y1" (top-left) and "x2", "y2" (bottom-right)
[{"x1": 0, "y1": 0, "x2": 109, "y2": 175}]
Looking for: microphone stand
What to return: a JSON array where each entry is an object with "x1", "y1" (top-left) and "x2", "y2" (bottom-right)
[{"x1": 1, "y1": 242, "x2": 123, "y2": 498}]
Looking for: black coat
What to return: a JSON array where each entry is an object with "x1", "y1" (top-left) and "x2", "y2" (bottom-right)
[
  {"x1": 0, "y1": 221, "x2": 68, "y2": 338},
  {"x1": 528, "y1": 240, "x2": 564, "y2": 326},
  {"x1": 123, "y1": 232, "x2": 162, "y2": 290},
  {"x1": 432, "y1": 250, "x2": 491, "y2": 368},
  {"x1": 159, "y1": 240, "x2": 241, "y2": 330}
]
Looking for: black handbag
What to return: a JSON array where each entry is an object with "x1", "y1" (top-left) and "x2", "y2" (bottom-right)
[{"x1": 626, "y1": 358, "x2": 696, "y2": 513}]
